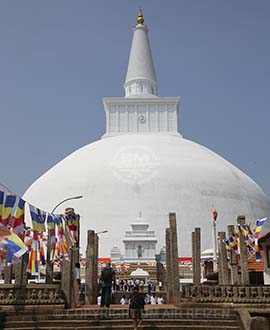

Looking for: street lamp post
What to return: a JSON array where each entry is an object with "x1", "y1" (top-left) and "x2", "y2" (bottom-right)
[
  {"x1": 46, "y1": 195, "x2": 83, "y2": 284},
  {"x1": 96, "y1": 230, "x2": 108, "y2": 235},
  {"x1": 212, "y1": 209, "x2": 218, "y2": 272},
  {"x1": 51, "y1": 195, "x2": 83, "y2": 214}
]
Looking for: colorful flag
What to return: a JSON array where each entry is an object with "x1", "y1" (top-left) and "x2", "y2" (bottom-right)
[
  {"x1": 0, "y1": 191, "x2": 4, "y2": 224},
  {"x1": 239, "y1": 223, "x2": 255, "y2": 245},
  {"x1": 254, "y1": 246, "x2": 261, "y2": 262},
  {"x1": 255, "y1": 217, "x2": 267, "y2": 239},
  {"x1": 27, "y1": 231, "x2": 39, "y2": 275},
  {"x1": 29, "y1": 205, "x2": 46, "y2": 232},
  {"x1": 2, "y1": 194, "x2": 16, "y2": 227},
  {"x1": 254, "y1": 217, "x2": 267, "y2": 262},
  {"x1": 222, "y1": 238, "x2": 231, "y2": 259},
  {"x1": 228, "y1": 232, "x2": 239, "y2": 254},
  {"x1": 0, "y1": 227, "x2": 28, "y2": 265},
  {"x1": 39, "y1": 233, "x2": 46, "y2": 266},
  {"x1": 12, "y1": 198, "x2": 25, "y2": 239},
  {"x1": 247, "y1": 243, "x2": 256, "y2": 258},
  {"x1": 47, "y1": 214, "x2": 56, "y2": 253},
  {"x1": 24, "y1": 228, "x2": 33, "y2": 250},
  {"x1": 55, "y1": 218, "x2": 68, "y2": 259},
  {"x1": 64, "y1": 208, "x2": 79, "y2": 246}
]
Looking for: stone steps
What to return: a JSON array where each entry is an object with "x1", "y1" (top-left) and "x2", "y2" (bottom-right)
[
  {"x1": 4, "y1": 318, "x2": 240, "y2": 327},
  {"x1": 4, "y1": 309, "x2": 237, "y2": 320},
  {"x1": 3, "y1": 326, "x2": 240, "y2": 330},
  {"x1": 1, "y1": 306, "x2": 241, "y2": 330}
]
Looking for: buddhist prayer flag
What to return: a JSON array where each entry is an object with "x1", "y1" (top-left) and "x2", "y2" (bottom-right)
[
  {"x1": 222, "y1": 238, "x2": 230, "y2": 251},
  {"x1": 29, "y1": 205, "x2": 46, "y2": 232},
  {"x1": 0, "y1": 191, "x2": 4, "y2": 224},
  {"x1": 239, "y1": 223, "x2": 254, "y2": 245},
  {"x1": 0, "y1": 226, "x2": 28, "y2": 265},
  {"x1": 254, "y1": 217, "x2": 267, "y2": 262},
  {"x1": 12, "y1": 198, "x2": 25, "y2": 239},
  {"x1": 64, "y1": 208, "x2": 79, "y2": 246},
  {"x1": 47, "y1": 214, "x2": 56, "y2": 253},
  {"x1": 228, "y1": 232, "x2": 239, "y2": 254},
  {"x1": 55, "y1": 218, "x2": 68, "y2": 258},
  {"x1": 27, "y1": 231, "x2": 39, "y2": 275},
  {"x1": 2, "y1": 194, "x2": 16, "y2": 227},
  {"x1": 24, "y1": 228, "x2": 33, "y2": 250},
  {"x1": 247, "y1": 244, "x2": 256, "y2": 258},
  {"x1": 255, "y1": 217, "x2": 267, "y2": 239},
  {"x1": 4, "y1": 233, "x2": 28, "y2": 264},
  {"x1": 39, "y1": 233, "x2": 46, "y2": 266},
  {"x1": 255, "y1": 249, "x2": 262, "y2": 262},
  {"x1": 222, "y1": 238, "x2": 231, "y2": 259}
]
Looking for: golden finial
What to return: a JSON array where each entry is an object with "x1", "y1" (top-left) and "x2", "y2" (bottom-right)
[{"x1": 137, "y1": 8, "x2": 144, "y2": 25}]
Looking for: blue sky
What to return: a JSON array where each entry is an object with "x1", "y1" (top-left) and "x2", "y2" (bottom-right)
[{"x1": 0, "y1": 1, "x2": 269, "y2": 200}]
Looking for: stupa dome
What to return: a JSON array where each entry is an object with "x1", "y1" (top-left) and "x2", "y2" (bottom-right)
[{"x1": 23, "y1": 10, "x2": 269, "y2": 257}]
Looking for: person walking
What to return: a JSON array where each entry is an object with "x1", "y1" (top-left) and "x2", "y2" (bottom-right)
[
  {"x1": 72, "y1": 262, "x2": 81, "y2": 308},
  {"x1": 99, "y1": 262, "x2": 115, "y2": 308},
  {"x1": 128, "y1": 286, "x2": 145, "y2": 330}
]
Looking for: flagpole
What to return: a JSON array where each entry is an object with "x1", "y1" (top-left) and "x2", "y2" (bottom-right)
[{"x1": 212, "y1": 209, "x2": 218, "y2": 272}]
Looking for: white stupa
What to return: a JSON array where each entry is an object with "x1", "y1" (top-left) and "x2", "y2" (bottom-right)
[{"x1": 23, "y1": 10, "x2": 269, "y2": 257}]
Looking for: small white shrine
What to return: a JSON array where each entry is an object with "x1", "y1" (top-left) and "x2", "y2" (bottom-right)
[{"x1": 123, "y1": 212, "x2": 157, "y2": 263}]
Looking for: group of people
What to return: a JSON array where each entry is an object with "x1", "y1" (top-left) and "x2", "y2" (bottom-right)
[
  {"x1": 98, "y1": 262, "x2": 164, "y2": 329},
  {"x1": 115, "y1": 278, "x2": 145, "y2": 291},
  {"x1": 114, "y1": 277, "x2": 162, "y2": 293},
  {"x1": 120, "y1": 293, "x2": 164, "y2": 305},
  {"x1": 73, "y1": 262, "x2": 164, "y2": 329}
]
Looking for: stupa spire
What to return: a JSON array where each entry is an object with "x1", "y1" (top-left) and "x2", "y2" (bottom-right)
[
  {"x1": 137, "y1": 8, "x2": 144, "y2": 25},
  {"x1": 124, "y1": 9, "x2": 158, "y2": 97}
]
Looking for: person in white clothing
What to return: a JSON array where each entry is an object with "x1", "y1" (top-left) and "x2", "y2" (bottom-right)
[
  {"x1": 157, "y1": 296, "x2": 164, "y2": 304},
  {"x1": 120, "y1": 295, "x2": 128, "y2": 305},
  {"x1": 150, "y1": 294, "x2": 157, "y2": 304}
]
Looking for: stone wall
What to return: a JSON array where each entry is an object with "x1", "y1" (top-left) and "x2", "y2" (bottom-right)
[
  {"x1": 0, "y1": 284, "x2": 65, "y2": 306},
  {"x1": 180, "y1": 284, "x2": 270, "y2": 303}
]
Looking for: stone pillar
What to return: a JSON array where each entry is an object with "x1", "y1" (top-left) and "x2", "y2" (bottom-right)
[
  {"x1": 218, "y1": 231, "x2": 229, "y2": 285},
  {"x1": 61, "y1": 258, "x2": 72, "y2": 307},
  {"x1": 165, "y1": 227, "x2": 173, "y2": 303},
  {"x1": 156, "y1": 261, "x2": 166, "y2": 290},
  {"x1": 169, "y1": 213, "x2": 179, "y2": 305},
  {"x1": 228, "y1": 225, "x2": 239, "y2": 285},
  {"x1": 237, "y1": 216, "x2": 250, "y2": 285},
  {"x1": 4, "y1": 264, "x2": 12, "y2": 284},
  {"x1": 192, "y1": 228, "x2": 201, "y2": 285},
  {"x1": 14, "y1": 253, "x2": 28, "y2": 286},
  {"x1": 93, "y1": 233, "x2": 99, "y2": 303},
  {"x1": 85, "y1": 230, "x2": 96, "y2": 305}
]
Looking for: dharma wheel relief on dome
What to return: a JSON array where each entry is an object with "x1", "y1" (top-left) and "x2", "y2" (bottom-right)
[{"x1": 110, "y1": 144, "x2": 160, "y2": 185}]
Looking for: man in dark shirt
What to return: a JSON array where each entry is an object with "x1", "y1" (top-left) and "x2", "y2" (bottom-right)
[
  {"x1": 99, "y1": 262, "x2": 116, "y2": 308},
  {"x1": 129, "y1": 286, "x2": 145, "y2": 330}
]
